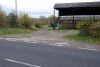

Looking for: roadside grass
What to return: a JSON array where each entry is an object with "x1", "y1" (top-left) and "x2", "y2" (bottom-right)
[
  {"x1": 0, "y1": 28, "x2": 34, "y2": 35},
  {"x1": 41, "y1": 25, "x2": 49, "y2": 29},
  {"x1": 50, "y1": 29, "x2": 79, "y2": 36},
  {"x1": 64, "y1": 35, "x2": 100, "y2": 44},
  {"x1": 56, "y1": 29, "x2": 79, "y2": 33},
  {"x1": 31, "y1": 26, "x2": 40, "y2": 31},
  {"x1": 41, "y1": 25, "x2": 53, "y2": 30}
]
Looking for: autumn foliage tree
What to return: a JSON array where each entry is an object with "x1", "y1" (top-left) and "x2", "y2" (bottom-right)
[
  {"x1": 19, "y1": 13, "x2": 33, "y2": 29},
  {"x1": 0, "y1": 7, "x2": 7, "y2": 27}
]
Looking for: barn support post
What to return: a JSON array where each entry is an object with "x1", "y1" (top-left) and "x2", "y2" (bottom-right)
[
  {"x1": 56, "y1": 15, "x2": 61, "y2": 29},
  {"x1": 54, "y1": 9, "x2": 55, "y2": 23},
  {"x1": 89, "y1": 15, "x2": 91, "y2": 20},
  {"x1": 73, "y1": 14, "x2": 75, "y2": 24},
  {"x1": 52, "y1": 9, "x2": 56, "y2": 30},
  {"x1": 89, "y1": 15, "x2": 96, "y2": 23},
  {"x1": 93, "y1": 15, "x2": 96, "y2": 22},
  {"x1": 72, "y1": 9, "x2": 75, "y2": 25},
  {"x1": 91, "y1": 15, "x2": 96, "y2": 22}
]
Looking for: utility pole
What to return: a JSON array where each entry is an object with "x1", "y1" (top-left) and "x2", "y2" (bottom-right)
[
  {"x1": 15, "y1": 0, "x2": 17, "y2": 16},
  {"x1": 15, "y1": 0, "x2": 18, "y2": 28}
]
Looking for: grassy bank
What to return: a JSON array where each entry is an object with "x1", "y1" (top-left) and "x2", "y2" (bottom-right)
[
  {"x1": 64, "y1": 35, "x2": 100, "y2": 44},
  {"x1": 0, "y1": 28, "x2": 34, "y2": 35}
]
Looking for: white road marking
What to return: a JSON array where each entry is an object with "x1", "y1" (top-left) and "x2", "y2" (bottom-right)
[
  {"x1": 78, "y1": 47, "x2": 99, "y2": 51},
  {"x1": 49, "y1": 42, "x2": 70, "y2": 47},
  {"x1": 5, "y1": 58, "x2": 41, "y2": 67},
  {"x1": 57, "y1": 45, "x2": 63, "y2": 46},
  {"x1": 5, "y1": 38, "x2": 16, "y2": 41},
  {"x1": 49, "y1": 44, "x2": 64, "y2": 47},
  {"x1": 3, "y1": 38, "x2": 100, "y2": 51},
  {"x1": 50, "y1": 43, "x2": 100, "y2": 51},
  {"x1": 49, "y1": 44, "x2": 55, "y2": 45},
  {"x1": 27, "y1": 41, "x2": 38, "y2": 44}
]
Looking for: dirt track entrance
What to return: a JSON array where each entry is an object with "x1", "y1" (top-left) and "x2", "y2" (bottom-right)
[{"x1": 0, "y1": 29, "x2": 100, "y2": 51}]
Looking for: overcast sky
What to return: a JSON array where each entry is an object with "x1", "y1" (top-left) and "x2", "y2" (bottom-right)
[{"x1": 0, "y1": 0, "x2": 100, "y2": 17}]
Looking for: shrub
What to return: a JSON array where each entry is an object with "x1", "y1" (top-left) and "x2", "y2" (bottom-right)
[
  {"x1": 0, "y1": 9, "x2": 7, "y2": 27},
  {"x1": 35, "y1": 23, "x2": 41, "y2": 28},
  {"x1": 50, "y1": 22, "x2": 57, "y2": 30},
  {"x1": 77, "y1": 20, "x2": 93, "y2": 36},
  {"x1": 90, "y1": 21, "x2": 100, "y2": 38},
  {"x1": 19, "y1": 13, "x2": 33, "y2": 29},
  {"x1": 77, "y1": 20, "x2": 100, "y2": 38}
]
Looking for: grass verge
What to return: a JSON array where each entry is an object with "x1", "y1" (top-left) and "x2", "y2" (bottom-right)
[
  {"x1": 64, "y1": 35, "x2": 100, "y2": 44},
  {"x1": 0, "y1": 28, "x2": 34, "y2": 35}
]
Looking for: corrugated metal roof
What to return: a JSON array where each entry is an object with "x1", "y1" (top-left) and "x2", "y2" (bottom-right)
[{"x1": 54, "y1": 1, "x2": 100, "y2": 9}]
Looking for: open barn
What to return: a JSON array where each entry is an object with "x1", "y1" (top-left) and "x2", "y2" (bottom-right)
[{"x1": 54, "y1": 1, "x2": 100, "y2": 29}]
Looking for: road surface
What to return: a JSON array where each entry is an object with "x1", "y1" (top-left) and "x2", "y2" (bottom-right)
[{"x1": 0, "y1": 40, "x2": 100, "y2": 67}]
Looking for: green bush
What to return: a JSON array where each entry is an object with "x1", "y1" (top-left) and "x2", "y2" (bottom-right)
[
  {"x1": 35, "y1": 23, "x2": 41, "y2": 28},
  {"x1": 90, "y1": 22, "x2": 100, "y2": 37},
  {"x1": 19, "y1": 13, "x2": 33, "y2": 29},
  {"x1": 77, "y1": 20, "x2": 100, "y2": 38},
  {"x1": 77, "y1": 20, "x2": 93, "y2": 36},
  {"x1": 50, "y1": 22, "x2": 57, "y2": 30},
  {"x1": 0, "y1": 9, "x2": 7, "y2": 27}
]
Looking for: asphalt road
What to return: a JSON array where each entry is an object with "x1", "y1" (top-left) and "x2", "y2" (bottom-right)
[{"x1": 0, "y1": 40, "x2": 100, "y2": 67}]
